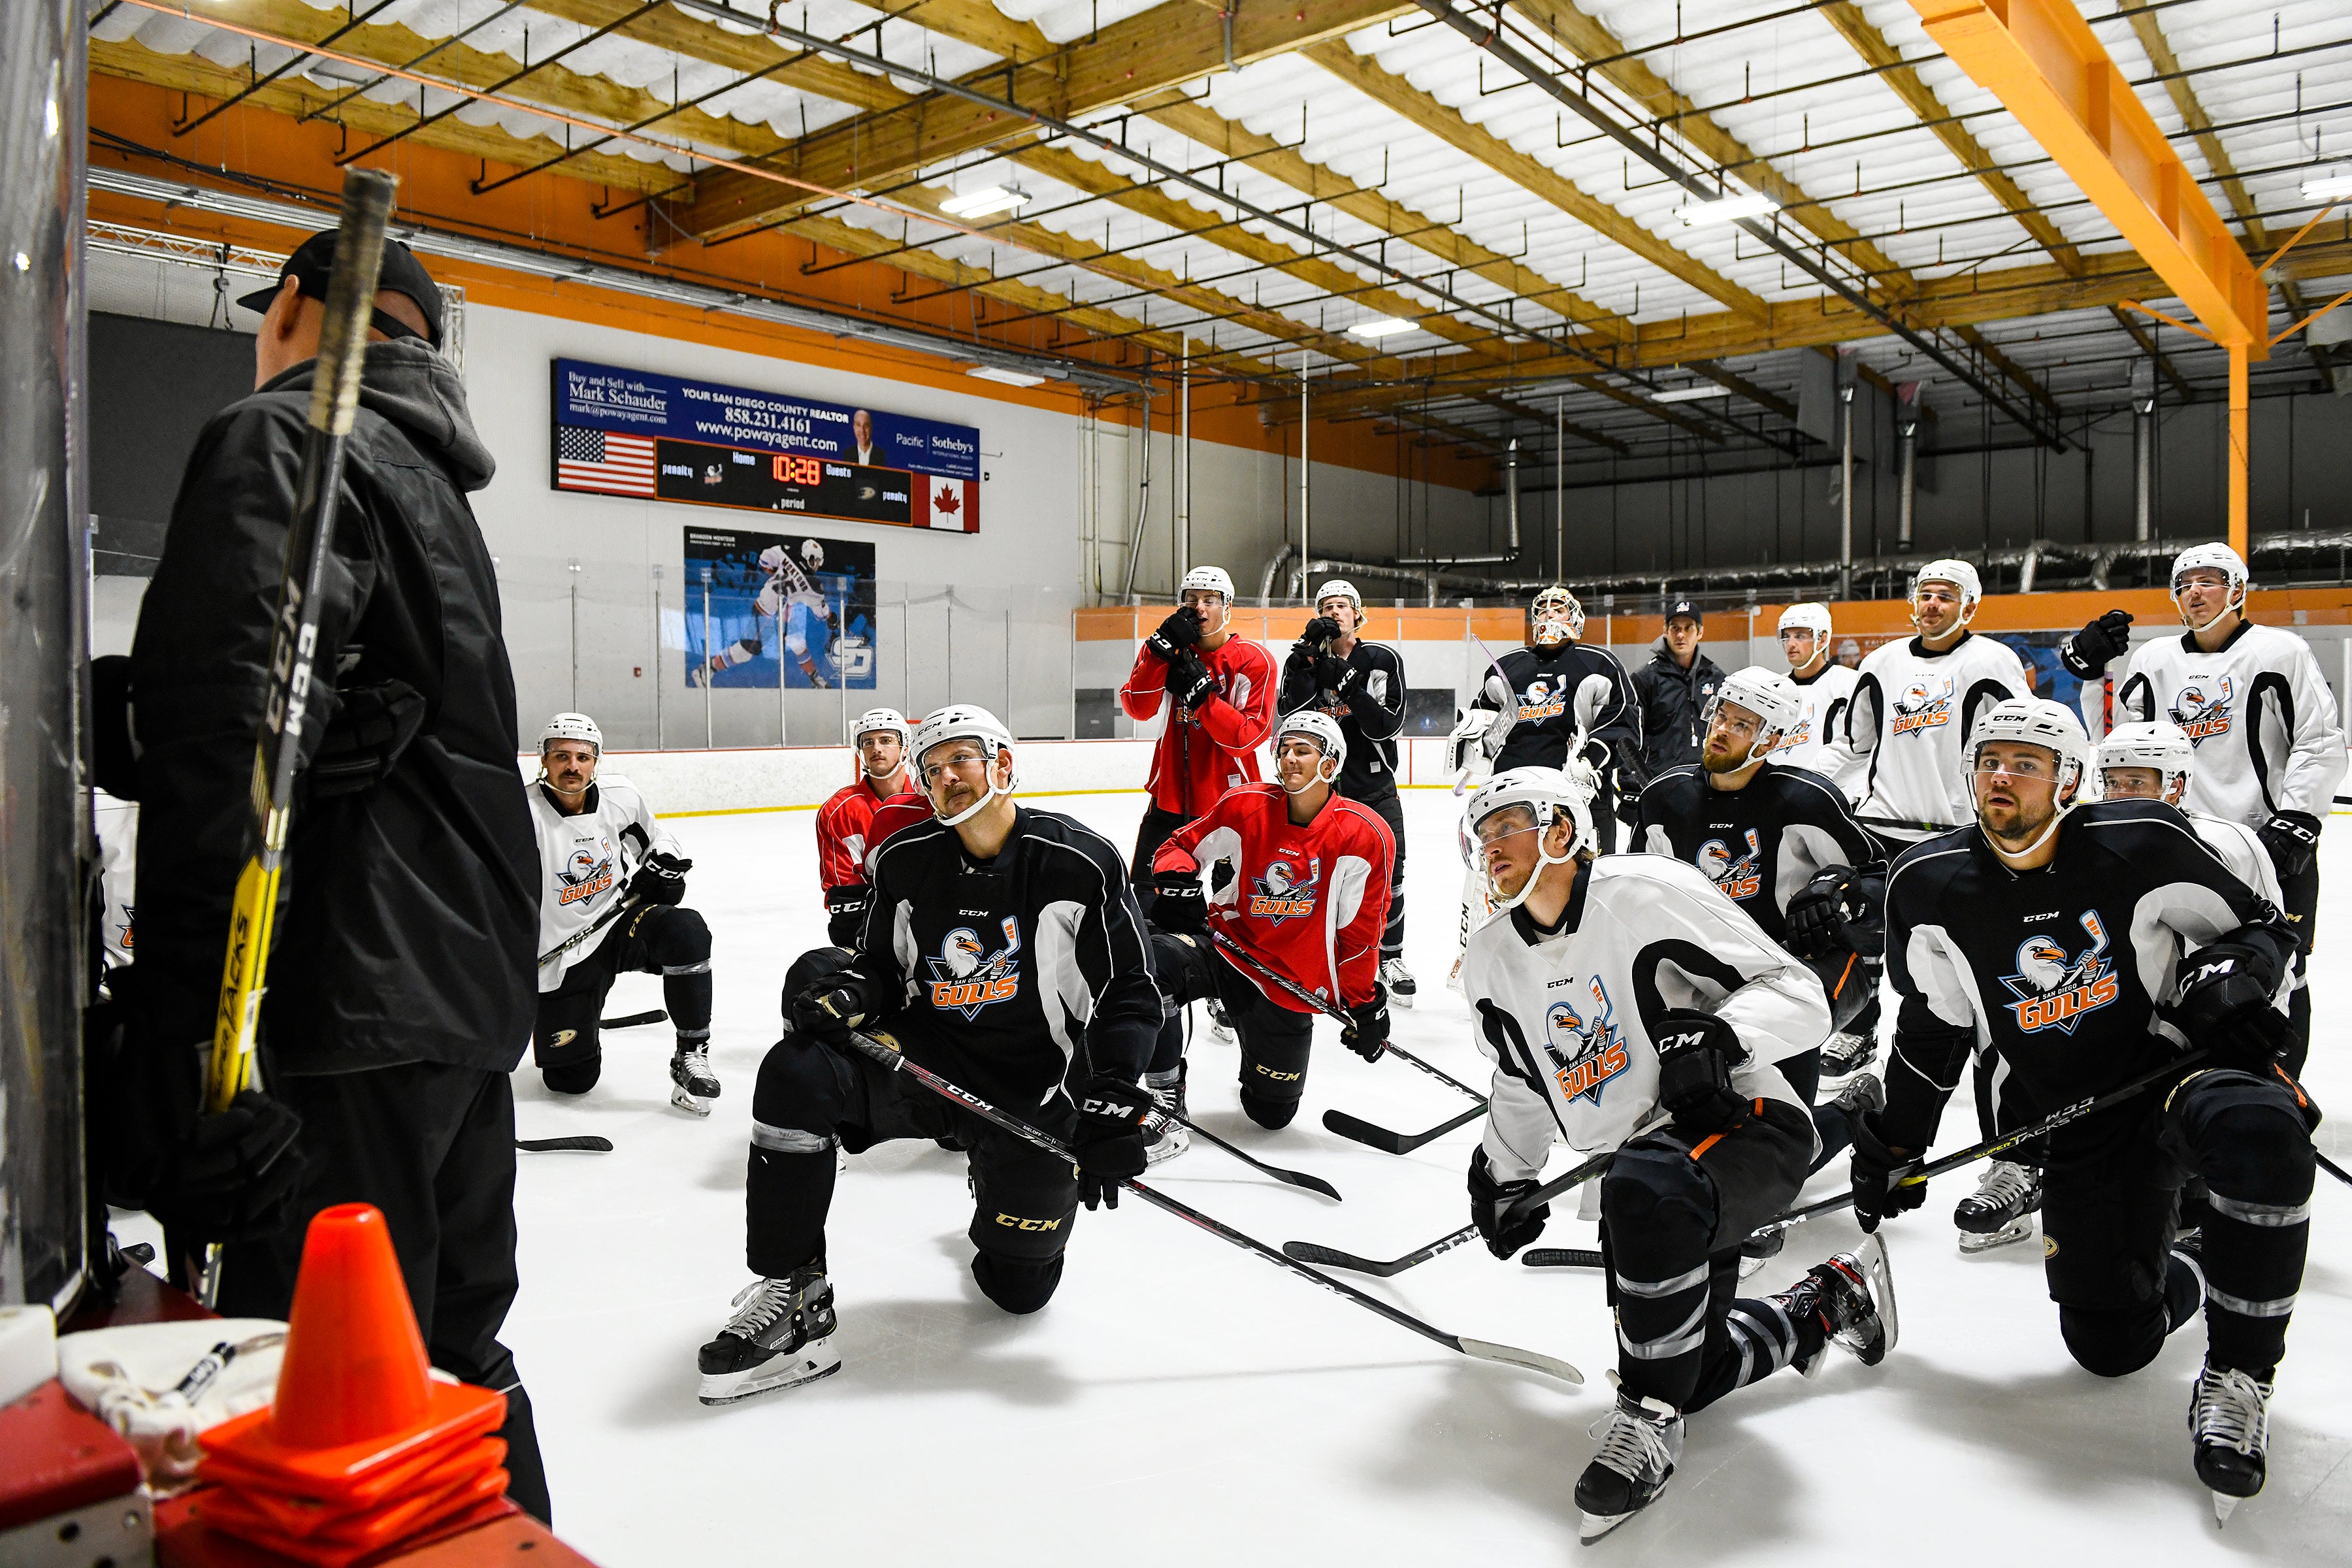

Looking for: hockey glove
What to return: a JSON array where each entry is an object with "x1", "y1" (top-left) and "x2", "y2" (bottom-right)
[
  {"x1": 2175, "y1": 941, "x2": 2290, "y2": 1073},
  {"x1": 791, "y1": 969, "x2": 883, "y2": 1050},
  {"x1": 1315, "y1": 655, "x2": 1356, "y2": 696},
  {"x1": 1151, "y1": 868, "x2": 1207, "y2": 934},
  {"x1": 824, "y1": 883, "x2": 868, "y2": 948},
  {"x1": 1303, "y1": 615, "x2": 1343, "y2": 647},
  {"x1": 630, "y1": 851, "x2": 692, "y2": 906},
  {"x1": 1073, "y1": 1073, "x2": 1155, "y2": 1210},
  {"x1": 153, "y1": 1090, "x2": 309, "y2": 1243},
  {"x1": 1651, "y1": 1007, "x2": 1752, "y2": 1135},
  {"x1": 2258, "y1": 810, "x2": 2321, "y2": 880},
  {"x1": 1168, "y1": 657, "x2": 1218, "y2": 712},
  {"x1": 310, "y1": 678, "x2": 427, "y2": 797},
  {"x1": 1341, "y1": 985, "x2": 1390, "y2": 1063},
  {"x1": 1784, "y1": 864, "x2": 1884, "y2": 960},
  {"x1": 1848, "y1": 1112, "x2": 1923, "y2": 1234},
  {"x1": 2059, "y1": 608, "x2": 2134, "y2": 678},
  {"x1": 1468, "y1": 1146, "x2": 1548, "y2": 1260},
  {"x1": 1147, "y1": 608, "x2": 1203, "y2": 662}
]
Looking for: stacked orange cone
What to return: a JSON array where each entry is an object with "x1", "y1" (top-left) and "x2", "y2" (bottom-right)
[{"x1": 195, "y1": 1204, "x2": 512, "y2": 1565}]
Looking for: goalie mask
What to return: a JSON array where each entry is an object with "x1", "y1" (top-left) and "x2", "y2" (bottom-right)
[{"x1": 1529, "y1": 585, "x2": 1584, "y2": 648}]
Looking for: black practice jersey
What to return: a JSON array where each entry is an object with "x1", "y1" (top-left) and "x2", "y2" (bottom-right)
[
  {"x1": 1633, "y1": 760, "x2": 1882, "y2": 944},
  {"x1": 1475, "y1": 643, "x2": 1641, "y2": 774},
  {"x1": 853, "y1": 806, "x2": 1162, "y2": 1100},
  {"x1": 1278, "y1": 638, "x2": 1408, "y2": 796},
  {"x1": 1880, "y1": 800, "x2": 2293, "y2": 1149}
]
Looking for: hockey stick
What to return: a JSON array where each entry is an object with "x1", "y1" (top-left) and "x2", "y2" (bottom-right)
[
  {"x1": 1207, "y1": 930, "x2": 1484, "y2": 1102},
  {"x1": 1166, "y1": 1112, "x2": 1342, "y2": 1200},
  {"x1": 193, "y1": 169, "x2": 399, "y2": 1307},
  {"x1": 1282, "y1": 1124, "x2": 1666, "y2": 1279},
  {"x1": 1854, "y1": 813, "x2": 1962, "y2": 838},
  {"x1": 601, "y1": 1009, "x2": 667, "y2": 1029},
  {"x1": 540, "y1": 894, "x2": 639, "y2": 969},
  {"x1": 841, "y1": 1022, "x2": 1580, "y2": 1386},
  {"x1": 516, "y1": 1135, "x2": 614, "y2": 1153},
  {"x1": 1322, "y1": 1100, "x2": 1487, "y2": 1156},
  {"x1": 2317, "y1": 1150, "x2": 2351, "y2": 1189},
  {"x1": 1522, "y1": 1248, "x2": 1606, "y2": 1269},
  {"x1": 1750, "y1": 1050, "x2": 2210, "y2": 1241}
]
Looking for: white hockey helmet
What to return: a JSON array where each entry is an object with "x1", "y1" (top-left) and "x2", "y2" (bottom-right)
[
  {"x1": 1968, "y1": 698, "x2": 2092, "y2": 855},
  {"x1": 1529, "y1": 584, "x2": 1584, "y2": 647},
  {"x1": 1465, "y1": 764, "x2": 1595, "y2": 911},
  {"x1": 1912, "y1": 559, "x2": 1982, "y2": 617},
  {"x1": 2095, "y1": 720, "x2": 2195, "y2": 802},
  {"x1": 1776, "y1": 602, "x2": 1833, "y2": 639},
  {"x1": 1313, "y1": 579, "x2": 1362, "y2": 620},
  {"x1": 851, "y1": 706, "x2": 912, "y2": 772},
  {"x1": 541, "y1": 711, "x2": 603, "y2": 754},
  {"x1": 758, "y1": 544, "x2": 787, "y2": 575},
  {"x1": 911, "y1": 704, "x2": 1016, "y2": 826},
  {"x1": 1274, "y1": 709, "x2": 1347, "y2": 791},
  {"x1": 1181, "y1": 565, "x2": 1235, "y2": 602},
  {"x1": 2170, "y1": 542, "x2": 2249, "y2": 631},
  {"x1": 1704, "y1": 666, "x2": 1804, "y2": 766},
  {"x1": 800, "y1": 538, "x2": 825, "y2": 572}
]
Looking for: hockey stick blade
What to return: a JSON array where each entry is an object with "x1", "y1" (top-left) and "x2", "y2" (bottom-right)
[
  {"x1": 1459, "y1": 1337, "x2": 1584, "y2": 1386},
  {"x1": 600, "y1": 1009, "x2": 667, "y2": 1029},
  {"x1": 1323, "y1": 1101, "x2": 1485, "y2": 1156},
  {"x1": 517, "y1": 1135, "x2": 614, "y2": 1153},
  {"x1": 1522, "y1": 1248, "x2": 1606, "y2": 1269},
  {"x1": 1177, "y1": 1115, "x2": 1341, "y2": 1200}
]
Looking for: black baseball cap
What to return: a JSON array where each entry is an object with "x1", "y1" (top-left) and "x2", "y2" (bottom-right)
[
  {"x1": 1664, "y1": 596, "x2": 1703, "y2": 623},
  {"x1": 237, "y1": 229, "x2": 444, "y2": 348}
]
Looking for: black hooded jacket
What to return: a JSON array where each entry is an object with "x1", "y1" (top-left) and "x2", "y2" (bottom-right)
[
  {"x1": 131, "y1": 340, "x2": 537, "y2": 1074},
  {"x1": 1629, "y1": 644, "x2": 1727, "y2": 785}
]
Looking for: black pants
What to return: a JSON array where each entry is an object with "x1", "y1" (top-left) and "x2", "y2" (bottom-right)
[
  {"x1": 2041, "y1": 1068, "x2": 2316, "y2": 1379},
  {"x1": 1341, "y1": 783, "x2": 1407, "y2": 960},
  {"x1": 1973, "y1": 1045, "x2": 2050, "y2": 1172},
  {"x1": 1775, "y1": 1049, "x2": 1854, "y2": 1175},
  {"x1": 2279, "y1": 856, "x2": 2317, "y2": 1078},
  {"x1": 1599, "y1": 1100, "x2": 1818, "y2": 1412},
  {"x1": 533, "y1": 904, "x2": 712, "y2": 1094},
  {"x1": 217, "y1": 1061, "x2": 548, "y2": 1522},
  {"x1": 1149, "y1": 934, "x2": 1315, "y2": 1128},
  {"x1": 747, "y1": 952, "x2": 1081, "y2": 1315},
  {"x1": 1130, "y1": 805, "x2": 1194, "y2": 904}
]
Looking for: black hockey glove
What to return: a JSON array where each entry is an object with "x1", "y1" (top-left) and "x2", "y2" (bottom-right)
[
  {"x1": 2258, "y1": 810, "x2": 2321, "y2": 880},
  {"x1": 310, "y1": 678, "x2": 427, "y2": 798},
  {"x1": 1468, "y1": 1146, "x2": 1548, "y2": 1260},
  {"x1": 2175, "y1": 941, "x2": 2289, "y2": 1073},
  {"x1": 1168, "y1": 656, "x2": 1217, "y2": 711},
  {"x1": 1784, "y1": 864, "x2": 1885, "y2": 961},
  {"x1": 1315, "y1": 655, "x2": 1356, "y2": 696},
  {"x1": 1341, "y1": 985, "x2": 1390, "y2": 1063},
  {"x1": 791, "y1": 969, "x2": 884, "y2": 1050},
  {"x1": 1073, "y1": 1073, "x2": 1154, "y2": 1210},
  {"x1": 629, "y1": 850, "x2": 692, "y2": 906},
  {"x1": 824, "y1": 883, "x2": 868, "y2": 947},
  {"x1": 1146, "y1": 608, "x2": 1203, "y2": 664},
  {"x1": 2059, "y1": 608, "x2": 2134, "y2": 678},
  {"x1": 1651, "y1": 1007, "x2": 1752, "y2": 1135},
  {"x1": 1150, "y1": 868, "x2": 1207, "y2": 934},
  {"x1": 1303, "y1": 615, "x2": 1343, "y2": 647},
  {"x1": 1848, "y1": 1113, "x2": 1921, "y2": 1233},
  {"x1": 153, "y1": 1090, "x2": 310, "y2": 1243}
]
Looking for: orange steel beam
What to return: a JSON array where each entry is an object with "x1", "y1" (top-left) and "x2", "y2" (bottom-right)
[{"x1": 1909, "y1": 0, "x2": 2267, "y2": 559}]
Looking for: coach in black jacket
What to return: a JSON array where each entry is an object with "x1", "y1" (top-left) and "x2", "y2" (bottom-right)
[
  {"x1": 1628, "y1": 597, "x2": 1727, "y2": 786},
  {"x1": 126, "y1": 234, "x2": 547, "y2": 1517}
]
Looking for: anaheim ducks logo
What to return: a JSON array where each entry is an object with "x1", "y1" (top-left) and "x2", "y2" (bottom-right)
[
  {"x1": 557, "y1": 842, "x2": 615, "y2": 906},
  {"x1": 926, "y1": 917, "x2": 1022, "y2": 1019},
  {"x1": 1544, "y1": 977, "x2": 1628, "y2": 1105},
  {"x1": 1697, "y1": 829, "x2": 1765, "y2": 901},
  {"x1": 2168, "y1": 675, "x2": 2234, "y2": 743},
  {"x1": 1516, "y1": 676, "x2": 1567, "y2": 722},
  {"x1": 1999, "y1": 911, "x2": 2118, "y2": 1034},
  {"x1": 1248, "y1": 855, "x2": 1322, "y2": 925},
  {"x1": 1889, "y1": 676, "x2": 1954, "y2": 736}
]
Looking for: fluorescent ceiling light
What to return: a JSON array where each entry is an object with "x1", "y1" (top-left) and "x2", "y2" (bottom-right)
[
  {"x1": 2302, "y1": 172, "x2": 2352, "y2": 203},
  {"x1": 968, "y1": 365, "x2": 1048, "y2": 387},
  {"x1": 940, "y1": 185, "x2": 1030, "y2": 218},
  {"x1": 1347, "y1": 316, "x2": 1418, "y2": 339},
  {"x1": 1675, "y1": 192, "x2": 1777, "y2": 227},
  {"x1": 1651, "y1": 385, "x2": 1730, "y2": 403}
]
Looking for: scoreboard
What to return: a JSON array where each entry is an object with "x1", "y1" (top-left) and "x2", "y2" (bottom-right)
[{"x1": 655, "y1": 438, "x2": 912, "y2": 527}]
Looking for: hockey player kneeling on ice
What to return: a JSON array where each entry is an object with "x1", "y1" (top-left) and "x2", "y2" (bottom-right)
[
  {"x1": 1866, "y1": 696, "x2": 2315, "y2": 1522},
  {"x1": 1460, "y1": 766, "x2": 1895, "y2": 1543},
  {"x1": 700, "y1": 706, "x2": 1163, "y2": 1405},
  {"x1": 1147, "y1": 710, "x2": 1394, "y2": 1131},
  {"x1": 529, "y1": 713, "x2": 719, "y2": 1114}
]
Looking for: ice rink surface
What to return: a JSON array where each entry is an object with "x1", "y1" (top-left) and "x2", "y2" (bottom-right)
[{"x1": 491, "y1": 788, "x2": 2350, "y2": 1564}]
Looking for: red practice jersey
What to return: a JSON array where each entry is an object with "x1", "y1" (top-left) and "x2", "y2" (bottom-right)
[
  {"x1": 862, "y1": 791, "x2": 932, "y2": 873},
  {"x1": 1119, "y1": 634, "x2": 1277, "y2": 817},
  {"x1": 815, "y1": 774, "x2": 911, "y2": 890},
  {"x1": 1154, "y1": 783, "x2": 1393, "y2": 1010}
]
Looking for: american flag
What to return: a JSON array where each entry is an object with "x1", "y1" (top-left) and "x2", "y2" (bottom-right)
[{"x1": 557, "y1": 427, "x2": 657, "y2": 495}]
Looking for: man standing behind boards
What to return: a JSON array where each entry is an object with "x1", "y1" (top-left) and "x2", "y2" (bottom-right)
[{"x1": 1629, "y1": 597, "x2": 1725, "y2": 788}]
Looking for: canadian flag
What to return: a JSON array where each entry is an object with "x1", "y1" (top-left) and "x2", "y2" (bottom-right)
[{"x1": 915, "y1": 474, "x2": 980, "y2": 533}]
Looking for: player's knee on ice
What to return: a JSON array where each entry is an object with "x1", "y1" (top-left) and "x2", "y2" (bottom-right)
[
  {"x1": 1239, "y1": 1029, "x2": 1311, "y2": 1128},
  {"x1": 2058, "y1": 1303, "x2": 2172, "y2": 1379},
  {"x1": 534, "y1": 990, "x2": 602, "y2": 1094},
  {"x1": 964, "y1": 1132, "x2": 1078, "y2": 1313},
  {"x1": 543, "y1": 1054, "x2": 602, "y2": 1096},
  {"x1": 971, "y1": 1254, "x2": 1063, "y2": 1315}
]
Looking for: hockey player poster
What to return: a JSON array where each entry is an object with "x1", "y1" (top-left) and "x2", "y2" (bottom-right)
[{"x1": 681, "y1": 527, "x2": 877, "y2": 691}]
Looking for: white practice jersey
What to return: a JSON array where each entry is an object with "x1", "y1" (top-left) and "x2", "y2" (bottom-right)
[
  {"x1": 2185, "y1": 809, "x2": 2281, "y2": 906},
  {"x1": 93, "y1": 788, "x2": 139, "y2": 972},
  {"x1": 1463, "y1": 855, "x2": 1827, "y2": 1178},
  {"x1": 757, "y1": 559, "x2": 828, "y2": 619},
  {"x1": 1772, "y1": 662, "x2": 1862, "y2": 790},
  {"x1": 1837, "y1": 632, "x2": 2029, "y2": 840},
  {"x1": 2093, "y1": 623, "x2": 2347, "y2": 830},
  {"x1": 530, "y1": 772, "x2": 681, "y2": 990}
]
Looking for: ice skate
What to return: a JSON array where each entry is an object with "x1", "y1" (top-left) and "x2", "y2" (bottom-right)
[
  {"x1": 1774, "y1": 1232, "x2": 1897, "y2": 1373},
  {"x1": 1953, "y1": 1160, "x2": 2040, "y2": 1252},
  {"x1": 1142, "y1": 1062, "x2": 1190, "y2": 1166},
  {"x1": 2189, "y1": 1364, "x2": 2272, "y2": 1524},
  {"x1": 1739, "y1": 1224, "x2": 1784, "y2": 1279},
  {"x1": 1820, "y1": 1029, "x2": 1877, "y2": 1077},
  {"x1": 1380, "y1": 956, "x2": 1416, "y2": 1008},
  {"x1": 1575, "y1": 1390, "x2": 1684, "y2": 1541},
  {"x1": 1205, "y1": 996, "x2": 1237, "y2": 1045},
  {"x1": 670, "y1": 1041, "x2": 720, "y2": 1116},
  {"x1": 696, "y1": 1268, "x2": 841, "y2": 1405}
]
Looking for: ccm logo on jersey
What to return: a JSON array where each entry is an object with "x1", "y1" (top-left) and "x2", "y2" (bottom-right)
[
  {"x1": 1999, "y1": 911, "x2": 2118, "y2": 1034},
  {"x1": 1248, "y1": 856, "x2": 1322, "y2": 924},
  {"x1": 557, "y1": 846, "x2": 614, "y2": 905},
  {"x1": 1516, "y1": 678, "x2": 1567, "y2": 721},
  {"x1": 927, "y1": 917, "x2": 1022, "y2": 1017},
  {"x1": 1545, "y1": 978, "x2": 1628, "y2": 1105},
  {"x1": 1889, "y1": 676, "x2": 1954, "y2": 736},
  {"x1": 1697, "y1": 830, "x2": 1764, "y2": 901},
  {"x1": 2168, "y1": 675, "x2": 2234, "y2": 742}
]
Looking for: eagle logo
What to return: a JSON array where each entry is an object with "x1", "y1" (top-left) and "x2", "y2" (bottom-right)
[
  {"x1": 1890, "y1": 676, "x2": 1954, "y2": 736},
  {"x1": 1543, "y1": 977, "x2": 1628, "y2": 1105},
  {"x1": 1697, "y1": 829, "x2": 1764, "y2": 901},
  {"x1": 557, "y1": 842, "x2": 615, "y2": 906},
  {"x1": 2168, "y1": 675, "x2": 2234, "y2": 743},
  {"x1": 1999, "y1": 911, "x2": 2119, "y2": 1034},
  {"x1": 1517, "y1": 677, "x2": 1566, "y2": 721},
  {"x1": 1249, "y1": 855, "x2": 1322, "y2": 924},
  {"x1": 926, "y1": 917, "x2": 1022, "y2": 1019}
]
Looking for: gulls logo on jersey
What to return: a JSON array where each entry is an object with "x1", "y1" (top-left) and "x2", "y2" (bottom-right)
[
  {"x1": 1999, "y1": 911, "x2": 2119, "y2": 1034},
  {"x1": 1543, "y1": 978, "x2": 1629, "y2": 1105},
  {"x1": 1889, "y1": 676, "x2": 1955, "y2": 736},
  {"x1": 926, "y1": 917, "x2": 1023, "y2": 1018},
  {"x1": 1248, "y1": 856, "x2": 1323, "y2": 925},
  {"x1": 1697, "y1": 830, "x2": 1765, "y2": 901},
  {"x1": 557, "y1": 843, "x2": 615, "y2": 906},
  {"x1": 1772, "y1": 718, "x2": 1813, "y2": 752},
  {"x1": 1517, "y1": 678, "x2": 1566, "y2": 721},
  {"x1": 2168, "y1": 675, "x2": 2235, "y2": 743}
]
